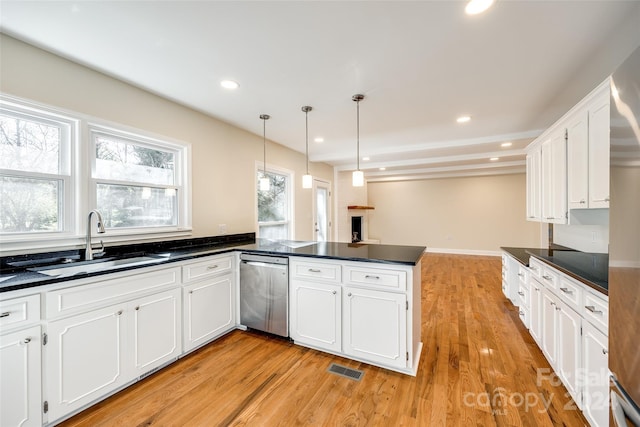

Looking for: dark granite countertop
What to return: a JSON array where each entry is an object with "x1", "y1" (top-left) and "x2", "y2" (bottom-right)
[
  {"x1": 501, "y1": 246, "x2": 608, "y2": 295},
  {"x1": 0, "y1": 234, "x2": 425, "y2": 294}
]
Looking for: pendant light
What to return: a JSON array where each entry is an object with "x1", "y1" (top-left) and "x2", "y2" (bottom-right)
[
  {"x1": 259, "y1": 114, "x2": 270, "y2": 191},
  {"x1": 301, "y1": 105, "x2": 313, "y2": 189},
  {"x1": 352, "y1": 94, "x2": 365, "y2": 187}
]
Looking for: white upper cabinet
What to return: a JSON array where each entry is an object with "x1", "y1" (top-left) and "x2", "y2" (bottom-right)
[
  {"x1": 527, "y1": 79, "x2": 610, "y2": 221},
  {"x1": 567, "y1": 80, "x2": 610, "y2": 210}
]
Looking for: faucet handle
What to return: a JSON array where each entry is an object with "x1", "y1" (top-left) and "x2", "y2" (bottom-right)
[{"x1": 94, "y1": 240, "x2": 106, "y2": 258}]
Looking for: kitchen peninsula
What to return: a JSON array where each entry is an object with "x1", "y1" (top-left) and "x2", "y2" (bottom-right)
[{"x1": 0, "y1": 234, "x2": 425, "y2": 426}]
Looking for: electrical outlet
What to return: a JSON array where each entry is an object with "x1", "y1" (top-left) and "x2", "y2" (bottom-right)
[
  {"x1": 591, "y1": 231, "x2": 597, "y2": 242},
  {"x1": 219, "y1": 224, "x2": 228, "y2": 234}
]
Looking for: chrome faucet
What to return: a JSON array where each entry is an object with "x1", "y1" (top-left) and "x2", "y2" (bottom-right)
[{"x1": 85, "y1": 210, "x2": 106, "y2": 260}]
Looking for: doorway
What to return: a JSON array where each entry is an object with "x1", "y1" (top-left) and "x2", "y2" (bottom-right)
[{"x1": 312, "y1": 179, "x2": 331, "y2": 241}]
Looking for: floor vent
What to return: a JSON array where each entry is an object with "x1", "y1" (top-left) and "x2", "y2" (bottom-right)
[{"x1": 327, "y1": 363, "x2": 364, "y2": 381}]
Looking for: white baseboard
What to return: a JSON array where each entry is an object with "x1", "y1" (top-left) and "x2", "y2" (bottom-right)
[{"x1": 425, "y1": 247, "x2": 502, "y2": 257}]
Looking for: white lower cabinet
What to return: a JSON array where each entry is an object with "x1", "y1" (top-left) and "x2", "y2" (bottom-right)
[
  {"x1": 556, "y1": 299, "x2": 582, "y2": 407},
  {"x1": 45, "y1": 287, "x2": 181, "y2": 423},
  {"x1": 343, "y1": 286, "x2": 407, "y2": 370},
  {"x1": 183, "y1": 274, "x2": 235, "y2": 352},
  {"x1": 290, "y1": 279, "x2": 341, "y2": 353},
  {"x1": 0, "y1": 325, "x2": 42, "y2": 427},
  {"x1": 582, "y1": 320, "x2": 609, "y2": 427},
  {"x1": 541, "y1": 287, "x2": 559, "y2": 367},
  {"x1": 529, "y1": 278, "x2": 544, "y2": 346}
]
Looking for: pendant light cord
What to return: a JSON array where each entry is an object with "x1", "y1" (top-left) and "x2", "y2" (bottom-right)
[
  {"x1": 356, "y1": 99, "x2": 360, "y2": 171},
  {"x1": 305, "y1": 110, "x2": 309, "y2": 174},
  {"x1": 263, "y1": 118, "x2": 266, "y2": 175}
]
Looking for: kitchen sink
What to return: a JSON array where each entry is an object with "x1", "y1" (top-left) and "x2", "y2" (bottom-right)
[{"x1": 28, "y1": 256, "x2": 166, "y2": 277}]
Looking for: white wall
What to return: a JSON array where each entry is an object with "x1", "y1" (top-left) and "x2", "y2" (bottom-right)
[
  {"x1": 335, "y1": 170, "x2": 368, "y2": 242},
  {"x1": 0, "y1": 34, "x2": 334, "y2": 250},
  {"x1": 366, "y1": 174, "x2": 541, "y2": 255},
  {"x1": 554, "y1": 210, "x2": 609, "y2": 254}
]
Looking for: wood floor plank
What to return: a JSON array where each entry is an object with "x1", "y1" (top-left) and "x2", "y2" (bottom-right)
[{"x1": 57, "y1": 253, "x2": 589, "y2": 427}]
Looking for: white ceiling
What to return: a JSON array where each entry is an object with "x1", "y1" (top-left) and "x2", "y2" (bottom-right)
[{"x1": 2, "y1": 1, "x2": 640, "y2": 181}]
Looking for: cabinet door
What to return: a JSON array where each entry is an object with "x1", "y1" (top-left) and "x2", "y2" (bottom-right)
[
  {"x1": 529, "y1": 280, "x2": 543, "y2": 346},
  {"x1": 526, "y1": 150, "x2": 541, "y2": 221},
  {"x1": 541, "y1": 288, "x2": 558, "y2": 367},
  {"x1": 588, "y1": 98, "x2": 610, "y2": 208},
  {"x1": 542, "y1": 130, "x2": 567, "y2": 224},
  {"x1": 0, "y1": 326, "x2": 41, "y2": 427},
  {"x1": 343, "y1": 286, "x2": 407, "y2": 370},
  {"x1": 567, "y1": 111, "x2": 589, "y2": 209},
  {"x1": 131, "y1": 288, "x2": 181, "y2": 375},
  {"x1": 556, "y1": 300, "x2": 582, "y2": 407},
  {"x1": 46, "y1": 303, "x2": 127, "y2": 422},
  {"x1": 290, "y1": 279, "x2": 341, "y2": 353},
  {"x1": 183, "y1": 274, "x2": 235, "y2": 352},
  {"x1": 582, "y1": 321, "x2": 609, "y2": 427}
]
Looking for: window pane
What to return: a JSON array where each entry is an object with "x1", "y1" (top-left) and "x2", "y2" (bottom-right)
[
  {"x1": 0, "y1": 115, "x2": 61, "y2": 174},
  {"x1": 259, "y1": 224, "x2": 289, "y2": 241},
  {"x1": 97, "y1": 183, "x2": 177, "y2": 228},
  {"x1": 0, "y1": 175, "x2": 61, "y2": 232},
  {"x1": 257, "y1": 171, "x2": 287, "y2": 222},
  {"x1": 95, "y1": 136, "x2": 175, "y2": 185}
]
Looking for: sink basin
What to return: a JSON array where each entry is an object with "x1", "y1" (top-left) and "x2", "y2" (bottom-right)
[{"x1": 29, "y1": 256, "x2": 165, "y2": 277}]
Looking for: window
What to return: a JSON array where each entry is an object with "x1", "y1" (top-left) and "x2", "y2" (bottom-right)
[
  {"x1": 257, "y1": 169, "x2": 292, "y2": 240},
  {"x1": 0, "y1": 102, "x2": 74, "y2": 235},
  {"x1": 90, "y1": 125, "x2": 185, "y2": 231}
]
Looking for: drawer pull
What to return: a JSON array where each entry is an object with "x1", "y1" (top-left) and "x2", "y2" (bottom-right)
[
  {"x1": 365, "y1": 275, "x2": 380, "y2": 280},
  {"x1": 550, "y1": 302, "x2": 556, "y2": 306},
  {"x1": 559, "y1": 287, "x2": 573, "y2": 295},
  {"x1": 308, "y1": 268, "x2": 322, "y2": 273},
  {"x1": 519, "y1": 310, "x2": 524, "y2": 316},
  {"x1": 518, "y1": 291, "x2": 525, "y2": 296},
  {"x1": 206, "y1": 265, "x2": 219, "y2": 270},
  {"x1": 0, "y1": 311, "x2": 10, "y2": 318},
  {"x1": 585, "y1": 305, "x2": 603, "y2": 315},
  {"x1": 518, "y1": 273, "x2": 524, "y2": 278},
  {"x1": 542, "y1": 275, "x2": 552, "y2": 281}
]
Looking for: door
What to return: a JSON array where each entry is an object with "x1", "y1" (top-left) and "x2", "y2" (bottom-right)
[
  {"x1": 46, "y1": 303, "x2": 127, "y2": 422},
  {"x1": 184, "y1": 274, "x2": 234, "y2": 352},
  {"x1": 0, "y1": 326, "x2": 41, "y2": 427},
  {"x1": 582, "y1": 321, "x2": 609, "y2": 427},
  {"x1": 588, "y1": 97, "x2": 610, "y2": 208},
  {"x1": 566, "y1": 111, "x2": 589, "y2": 209},
  {"x1": 541, "y1": 287, "x2": 558, "y2": 367},
  {"x1": 131, "y1": 288, "x2": 181, "y2": 375},
  {"x1": 556, "y1": 300, "x2": 582, "y2": 406},
  {"x1": 343, "y1": 286, "x2": 407, "y2": 369},
  {"x1": 312, "y1": 179, "x2": 331, "y2": 241},
  {"x1": 290, "y1": 279, "x2": 341, "y2": 352},
  {"x1": 529, "y1": 279, "x2": 543, "y2": 346}
]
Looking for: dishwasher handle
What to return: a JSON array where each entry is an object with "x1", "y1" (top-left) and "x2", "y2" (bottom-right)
[{"x1": 241, "y1": 260, "x2": 288, "y2": 270}]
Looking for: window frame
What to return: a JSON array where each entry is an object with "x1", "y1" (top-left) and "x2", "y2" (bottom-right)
[
  {"x1": 255, "y1": 162, "x2": 295, "y2": 240},
  {"x1": 0, "y1": 94, "x2": 192, "y2": 254}
]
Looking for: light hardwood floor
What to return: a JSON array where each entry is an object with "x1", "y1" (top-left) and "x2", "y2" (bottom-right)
[{"x1": 58, "y1": 253, "x2": 588, "y2": 426}]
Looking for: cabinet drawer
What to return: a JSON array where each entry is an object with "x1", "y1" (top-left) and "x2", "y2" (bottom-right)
[
  {"x1": 517, "y1": 284, "x2": 530, "y2": 307},
  {"x1": 182, "y1": 255, "x2": 233, "y2": 283},
  {"x1": 583, "y1": 291, "x2": 608, "y2": 335},
  {"x1": 517, "y1": 265, "x2": 529, "y2": 284},
  {"x1": 291, "y1": 259, "x2": 341, "y2": 284},
  {"x1": 0, "y1": 294, "x2": 40, "y2": 329},
  {"x1": 46, "y1": 267, "x2": 180, "y2": 319},
  {"x1": 540, "y1": 266, "x2": 559, "y2": 290},
  {"x1": 557, "y1": 275, "x2": 584, "y2": 313},
  {"x1": 528, "y1": 257, "x2": 544, "y2": 279},
  {"x1": 518, "y1": 305, "x2": 530, "y2": 329},
  {"x1": 343, "y1": 265, "x2": 406, "y2": 291}
]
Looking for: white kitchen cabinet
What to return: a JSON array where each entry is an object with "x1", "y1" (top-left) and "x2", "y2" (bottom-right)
[
  {"x1": 501, "y1": 253, "x2": 519, "y2": 305},
  {"x1": 541, "y1": 127, "x2": 568, "y2": 224},
  {"x1": 567, "y1": 81, "x2": 610, "y2": 210},
  {"x1": 290, "y1": 279, "x2": 341, "y2": 353},
  {"x1": 540, "y1": 287, "x2": 559, "y2": 367},
  {"x1": 587, "y1": 88, "x2": 610, "y2": 209},
  {"x1": 582, "y1": 320, "x2": 609, "y2": 427},
  {"x1": 529, "y1": 277, "x2": 544, "y2": 347},
  {"x1": 556, "y1": 299, "x2": 582, "y2": 407},
  {"x1": 343, "y1": 286, "x2": 407, "y2": 370},
  {"x1": 0, "y1": 325, "x2": 42, "y2": 427},
  {"x1": 183, "y1": 274, "x2": 234, "y2": 352},
  {"x1": 526, "y1": 149, "x2": 542, "y2": 221},
  {"x1": 45, "y1": 286, "x2": 181, "y2": 423}
]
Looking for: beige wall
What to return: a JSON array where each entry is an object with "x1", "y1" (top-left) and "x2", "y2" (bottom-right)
[
  {"x1": 0, "y1": 34, "x2": 333, "y2": 244},
  {"x1": 366, "y1": 174, "x2": 541, "y2": 254}
]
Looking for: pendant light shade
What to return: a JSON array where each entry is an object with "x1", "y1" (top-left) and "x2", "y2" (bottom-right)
[
  {"x1": 302, "y1": 105, "x2": 313, "y2": 189},
  {"x1": 259, "y1": 114, "x2": 270, "y2": 191},
  {"x1": 352, "y1": 94, "x2": 365, "y2": 187}
]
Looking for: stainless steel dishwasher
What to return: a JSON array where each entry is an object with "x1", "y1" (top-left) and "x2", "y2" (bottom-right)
[{"x1": 239, "y1": 253, "x2": 289, "y2": 337}]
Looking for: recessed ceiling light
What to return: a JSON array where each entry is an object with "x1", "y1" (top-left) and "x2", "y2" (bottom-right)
[
  {"x1": 490, "y1": 157, "x2": 499, "y2": 161},
  {"x1": 363, "y1": 157, "x2": 370, "y2": 161},
  {"x1": 501, "y1": 142, "x2": 512, "y2": 148},
  {"x1": 456, "y1": 115, "x2": 471, "y2": 123},
  {"x1": 465, "y1": 0, "x2": 495, "y2": 15},
  {"x1": 220, "y1": 80, "x2": 239, "y2": 90},
  {"x1": 379, "y1": 167, "x2": 386, "y2": 171},
  {"x1": 314, "y1": 137, "x2": 324, "y2": 143}
]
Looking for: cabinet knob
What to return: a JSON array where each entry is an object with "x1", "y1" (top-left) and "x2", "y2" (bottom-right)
[
  {"x1": 135, "y1": 306, "x2": 140, "y2": 311},
  {"x1": 518, "y1": 291, "x2": 525, "y2": 296},
  {"x1": 332, "y1": 291, "x2": 337, "y2": 295},
  {"x1": 580, "y1": 199, "x2": 586, "y2": 204},
  {"x1": 602, "y1": 348, "x2": 608, "y2": 355},
  {"x1": 348, "y1": 292, "x2": 352, "y2": 297},
  {"x1": 550, "y1": 302, "x2": 556, "y2": 306},
  {"x1": 116, "y1": 310, "x2": 123, "y2": 316},
  {"x1": 22, "y1": 337, "x2": 31, "y2": 344}
]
